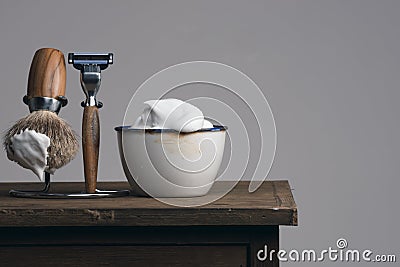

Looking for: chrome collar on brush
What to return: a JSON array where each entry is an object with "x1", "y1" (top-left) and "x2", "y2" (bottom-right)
[{"x1": 23, "y1": 96, "x2": 68, "y2": 114}]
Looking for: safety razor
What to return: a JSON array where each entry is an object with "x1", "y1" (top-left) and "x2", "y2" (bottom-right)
[{"x1": 68, "y1": 53, "x2": 128, "y2": 196}]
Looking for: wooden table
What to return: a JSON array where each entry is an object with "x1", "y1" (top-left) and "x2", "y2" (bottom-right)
[{"x1": 0, "y1": 181, "x2": 297, "y2": 267}]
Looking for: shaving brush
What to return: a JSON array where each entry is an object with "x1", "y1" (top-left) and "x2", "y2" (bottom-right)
[{"x1": 3, "y1": 48, "x2": 78, "y2": 174}]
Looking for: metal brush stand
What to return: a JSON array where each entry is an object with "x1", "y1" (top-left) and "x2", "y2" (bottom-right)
[
  {"x1": 9, "y1": 96, "x2": 129, "y2": 199},
  {"x1": 10, "y1": 172, "x2": 128, "y2": 199}
]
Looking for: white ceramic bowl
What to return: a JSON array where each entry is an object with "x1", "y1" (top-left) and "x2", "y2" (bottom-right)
[{"x1": 115, "y1": 126, "x2": 227, "y2": 197}]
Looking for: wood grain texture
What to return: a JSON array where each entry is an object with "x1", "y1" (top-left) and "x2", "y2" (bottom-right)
[
  {"x1": 0, "y1": 181, "x2": 297, "y2": 227},
  {"x1": 82, "y1": 106, "x2": 100, "y2": 193},
  {"x1": 27, "y1": 48, "x2": 66, "y2": 98}
]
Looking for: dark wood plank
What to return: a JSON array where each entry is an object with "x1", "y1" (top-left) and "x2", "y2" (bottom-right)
[
  {"x1": 0, "y1": 226, "x2": 274, "y2": 245},
  {"x1": 0, "y1": 226, "x2": 279, "y2": 266},
  {"x1": 0, "y1": 181, "x2": 297, "y2": 227},
  {"x1": 0, "y1": 245, "x2": 247, "y2": 267}
]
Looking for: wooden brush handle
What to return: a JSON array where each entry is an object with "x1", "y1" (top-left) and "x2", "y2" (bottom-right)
[
  {"x1": 82, "y1": 106, "x2": 99, "y2": 193},
  {"x1": 27, "y1": 48, "x2": 66, "y2": 98}
]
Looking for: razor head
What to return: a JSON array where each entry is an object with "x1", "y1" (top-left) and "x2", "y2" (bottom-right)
[{"x1": 68, "y1": 53, "x2": 113, "y2": 71}]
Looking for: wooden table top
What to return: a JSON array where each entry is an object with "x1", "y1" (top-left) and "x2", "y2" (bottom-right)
[{"x1": 0, "y1": 181, "x2": 297, "y2": 227}]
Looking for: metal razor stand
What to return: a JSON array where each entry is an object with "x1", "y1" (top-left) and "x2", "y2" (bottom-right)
[
  {"x1": 68, "y1": 53, "x2": 129, "y2": 198},
  {"x1": 9, "y1": 49, "x2": 128, "y2": 199},
  {"x1": 9, "y1": 172, "x2": 51, "y2": 198},
  {"x1": 10, "y1": 172, "x2": 128, "y2": 198}
]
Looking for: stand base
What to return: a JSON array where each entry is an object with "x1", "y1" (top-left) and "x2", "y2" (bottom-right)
[
  {"x1": 9, "y1": 172, "x2": 130, "y2": 199},
  {"x1": 9, "y1": 189, "x2": 130, "y2": 199}
]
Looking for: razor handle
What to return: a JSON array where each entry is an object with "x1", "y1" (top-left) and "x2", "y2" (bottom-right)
[{"x1": 82, "y1": 106, "x2": 99, "y2": 193}]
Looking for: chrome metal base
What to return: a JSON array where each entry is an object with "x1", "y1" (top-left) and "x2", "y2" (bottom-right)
[
  {"x1": 9, "y1": 172, "x2": 130, "y2": 199},
  {"x1": 9, "y1": 189, "x2": 130, "y2": 199}
]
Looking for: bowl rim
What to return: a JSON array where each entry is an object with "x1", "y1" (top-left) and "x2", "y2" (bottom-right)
[{"x1": 114, "y1": 125, "x2": 227, "y2": 133}]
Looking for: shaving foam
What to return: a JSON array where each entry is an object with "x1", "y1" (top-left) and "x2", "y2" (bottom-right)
[
  {"x1": 6, "y1": 129, "x2": 50, "y2": 181},
  {"x1": 132, "y1": 99, "x2": 213, "y2": 132}
]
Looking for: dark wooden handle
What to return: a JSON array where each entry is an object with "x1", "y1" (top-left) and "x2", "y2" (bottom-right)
[
  {"x1": 27, "y1": 48, "x2": 66, "y2": 98},
  {"x1": 82, "y1": 106, "x2": 100, "y2": 193}
]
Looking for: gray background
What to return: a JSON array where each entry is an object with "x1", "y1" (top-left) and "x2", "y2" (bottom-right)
[{"x1": 0, "y1": 0, "x2": 398, "y2": 265}]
